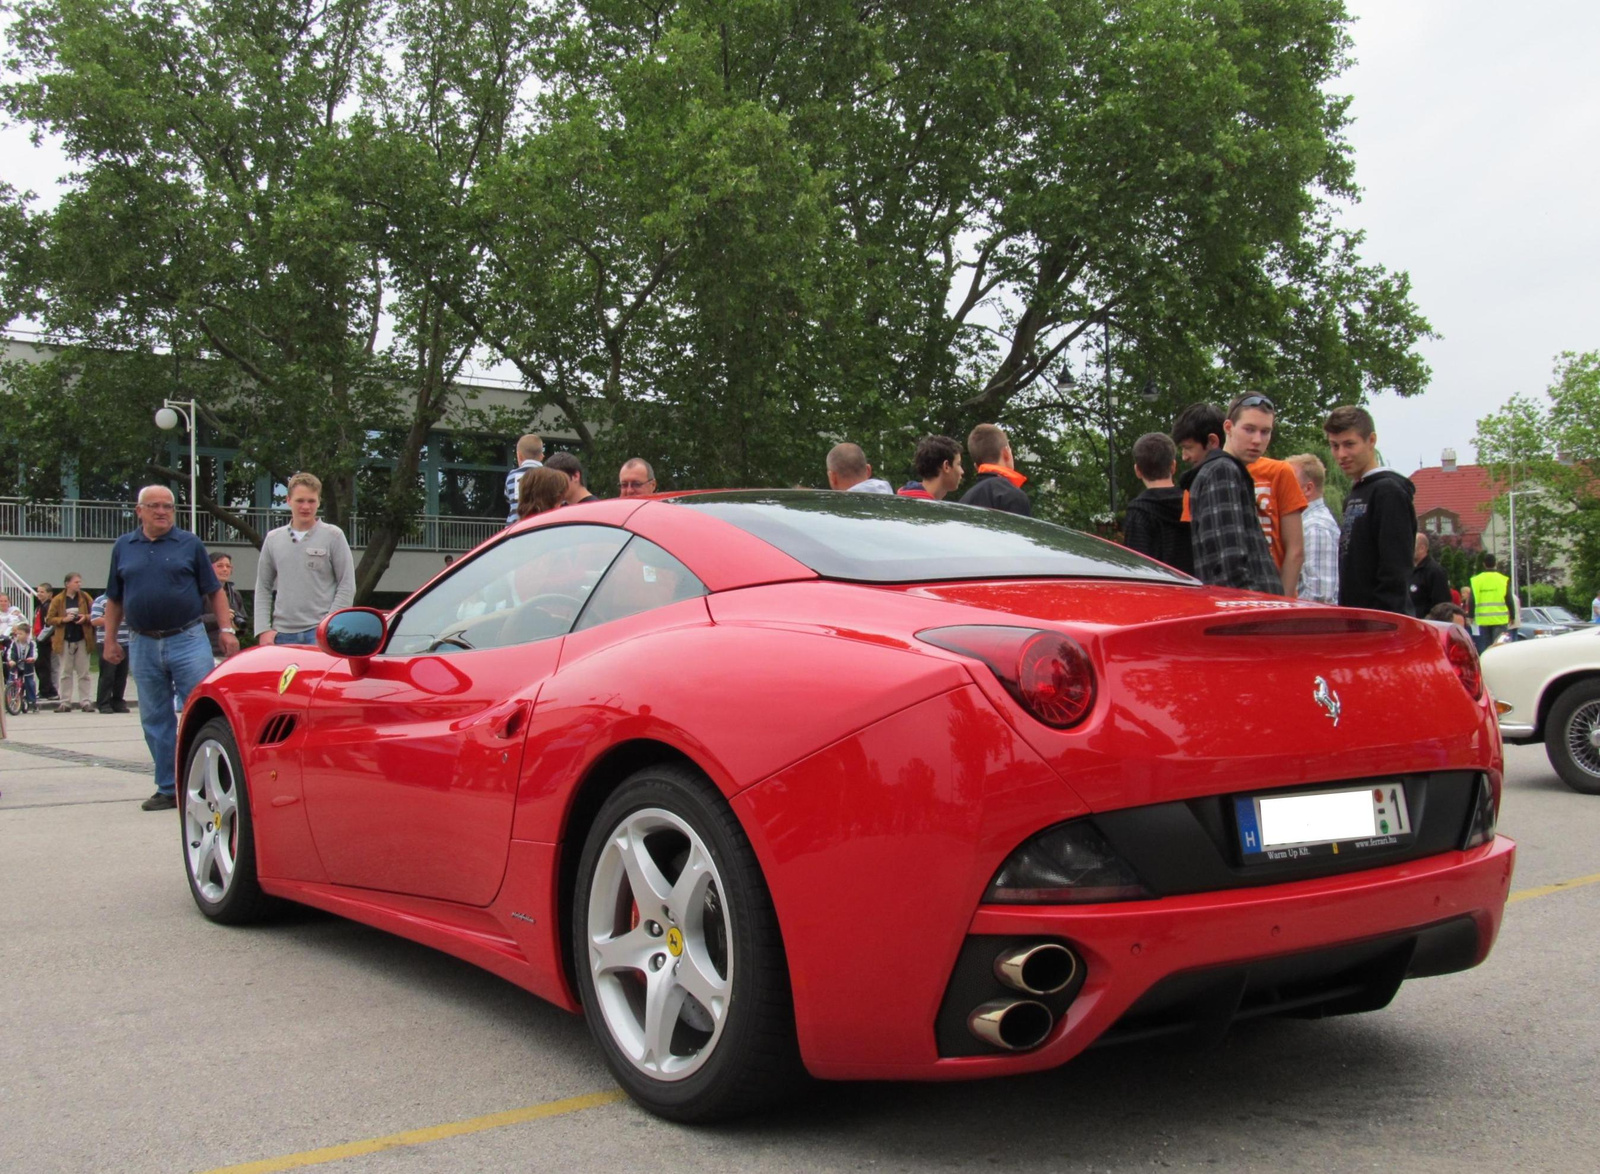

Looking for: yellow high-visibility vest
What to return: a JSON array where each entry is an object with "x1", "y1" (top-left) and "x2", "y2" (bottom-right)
[{"x1": 1470, "y1": 571, "x2": 1510, "y2": 626}]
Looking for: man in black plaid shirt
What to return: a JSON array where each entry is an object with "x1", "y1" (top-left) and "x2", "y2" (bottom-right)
[{"x1": 1173, "y1": 402, "x2": 1280, "y2": 594}]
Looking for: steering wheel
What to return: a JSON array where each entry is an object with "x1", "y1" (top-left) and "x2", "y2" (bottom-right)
[
  {"x1": 527, "y1": 593, "x2": 584, "y2": 622},
  {"x1": 424, "y1": 631, "x2": 475, "y2": 653}
]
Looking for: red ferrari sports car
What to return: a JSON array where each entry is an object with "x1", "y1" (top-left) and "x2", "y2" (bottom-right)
[{"x1": 176, "y1": 491, "x2": 1514, "y2": 1121}]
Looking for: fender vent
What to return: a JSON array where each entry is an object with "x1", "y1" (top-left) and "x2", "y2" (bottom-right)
[{"x1": 257, "y1": 714, "x2": 298, "y2": 746}]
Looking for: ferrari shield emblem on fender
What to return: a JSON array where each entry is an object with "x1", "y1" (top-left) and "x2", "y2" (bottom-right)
[
  {"x1": 1312, "y1": 675, "x2": 1341, "y2": 727},
  {"x1": 278, "y1": 664, "x2": 300, "y2": 695}
]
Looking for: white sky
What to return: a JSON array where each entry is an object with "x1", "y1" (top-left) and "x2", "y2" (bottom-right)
[
  {"x1": 4, "y1": 1, "x2": 1596, "y2": 477},
  {"x1": 1337, "y1": 0, "x2": 1600, "y2": 472}
]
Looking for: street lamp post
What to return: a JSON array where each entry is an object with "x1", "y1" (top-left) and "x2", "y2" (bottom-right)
[
  {"x1": 1506, "y1": 488, "x2": 1540, "y2": 608},
  {"x1": 154, "y1": 399, "x2": 199, "y2": 533}
]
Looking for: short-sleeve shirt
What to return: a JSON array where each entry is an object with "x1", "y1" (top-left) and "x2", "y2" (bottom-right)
[
  {"x1": 1247, "y1": 457, "x2": 1308, "y2": 568},
  {"x1": 104, "y1": 527, "x2": 222, "y2": 632}
]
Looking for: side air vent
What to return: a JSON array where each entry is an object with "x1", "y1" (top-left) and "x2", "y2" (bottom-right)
[{"x1": 257, "y1": 714, "x2": 298, "y2": 746}]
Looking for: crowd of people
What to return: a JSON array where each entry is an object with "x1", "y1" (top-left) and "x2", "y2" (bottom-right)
[
  {"x1": 0, "y1": 403, "x2": 1538, "y2": 807},
  {"x1": 1122, "y1": 394, "x2": 1513, "y2": 647}
]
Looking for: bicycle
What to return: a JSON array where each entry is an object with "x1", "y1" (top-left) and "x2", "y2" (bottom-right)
[{"x1": 3, "y1": 663, "x2": 23, "y2": 716}]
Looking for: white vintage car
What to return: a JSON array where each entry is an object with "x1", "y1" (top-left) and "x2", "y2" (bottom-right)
[{"x1": 1481, "y1": 626, "x2": 1600, "y2": 793}]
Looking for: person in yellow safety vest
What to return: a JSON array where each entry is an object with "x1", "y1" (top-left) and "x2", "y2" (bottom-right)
[{"x1": 1468, "y1": 552, "x2": 1518, "y2": 652}]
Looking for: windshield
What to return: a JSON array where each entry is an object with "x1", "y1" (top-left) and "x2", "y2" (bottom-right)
[
  {"x1": 1542, "y1": 607, "x2": 1581, "y2": 623},
  {"x1": 668, "y1": 490, "x2": 1193, "y2": 585}
]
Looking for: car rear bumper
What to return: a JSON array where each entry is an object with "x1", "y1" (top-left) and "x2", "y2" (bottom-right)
[{"x1": 810, "y1": 835, "x2": 1515, "y2": 1081}]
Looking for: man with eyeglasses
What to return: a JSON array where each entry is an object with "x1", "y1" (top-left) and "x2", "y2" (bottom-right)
[
  {"x1": 618, "y1": 458, "x2": 658, "y2": 497},
  {"x1": 1222, "y1": 392, "x2": 1306, "y2": 597},
  {"x1": 101, "y1": 485, "x2": 237, "y2": 811}
]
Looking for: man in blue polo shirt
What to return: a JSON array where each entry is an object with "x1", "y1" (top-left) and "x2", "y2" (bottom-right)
[{"x1": 101, "y1": 485, "x2": 239, "y2": 811}]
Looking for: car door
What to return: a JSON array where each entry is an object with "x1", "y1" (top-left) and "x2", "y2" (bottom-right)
[{"x1": 301, "y1": 523, "x2": 631, "y2": 904}]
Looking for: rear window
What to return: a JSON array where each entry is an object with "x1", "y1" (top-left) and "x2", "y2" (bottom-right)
[{"x1": 668, "y1": 490, "x2": 1192, "y2": 584}]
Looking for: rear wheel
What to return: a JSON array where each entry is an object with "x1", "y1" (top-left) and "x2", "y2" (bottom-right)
[
  {"x1": 572, "y1": 764, "x2": 804, "y2": 1122},
  {"x1": 1544, "y1": 680, "x2": 1600, "y2": 795},
  {"x1": 183, "y1": 717, "x2": 278, "y2": 922}
]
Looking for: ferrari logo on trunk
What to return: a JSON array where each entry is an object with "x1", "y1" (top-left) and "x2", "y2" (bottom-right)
[
  {"x1": 1313, "y1": 676, "x2": 1341, "y2": 727},
  {"x1": 278, "y1": 664, "x2": 299, "y2": 695}
]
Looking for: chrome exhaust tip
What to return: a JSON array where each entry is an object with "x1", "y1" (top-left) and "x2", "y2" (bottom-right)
[
  {"x1": 967, "y1": 999, "x2": 1053, "y2": 1051},
  {"x1": 994, "y1": 942, "x2": 1078, "y2": 996}
]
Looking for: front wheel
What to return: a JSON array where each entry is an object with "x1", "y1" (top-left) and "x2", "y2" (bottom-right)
[
  {"x1": 4, "y1": 674, "x2": 21, "y2": 716},
  {"x1": 572, "y1": 764, "x2": 804, "y2": 1122},
  {"x1": 182, "y1": 717, "x2": 278, "y2": 922},
  {"x1": 1544, "y1": 679, "x2": 1600, "y2": 795}
]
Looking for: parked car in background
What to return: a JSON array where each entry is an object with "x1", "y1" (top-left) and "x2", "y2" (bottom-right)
[
  {"x1": 1482, "y1": 626, "x2": 1600, "y2": 793},
  {"x1": 1492, "y1": 605, "x2": 1592, "y2": 645}
]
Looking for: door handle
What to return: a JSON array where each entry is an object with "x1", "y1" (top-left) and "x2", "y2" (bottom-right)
[{"x1": 493, "y1": 701, "x2": 529, "y2": 740}]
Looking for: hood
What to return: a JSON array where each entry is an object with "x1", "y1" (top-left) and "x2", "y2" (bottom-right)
[
  {"x1": 1127, "y1": 486, "x2": 1185, "y2": 522},
  {"x1": 1357, "y1": 468, "x2": 1416, "y2": 499}
]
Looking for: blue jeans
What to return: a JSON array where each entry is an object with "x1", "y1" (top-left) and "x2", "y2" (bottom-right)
[
  {"x1": 129, "y1": 624, "x2": 214, "y2": 797},
  {"x1": 272, "y1": 628, "x2": 319, "y2": 646}
]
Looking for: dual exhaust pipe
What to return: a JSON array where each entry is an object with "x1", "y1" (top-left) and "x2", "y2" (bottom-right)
[{"x1": 967, "y1": 942, "x2": 1079, "y2": 1052}]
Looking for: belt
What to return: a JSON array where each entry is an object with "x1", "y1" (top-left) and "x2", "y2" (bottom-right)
[{"x1": 133, "y1": 617, "x2": 204, "y2": 640}]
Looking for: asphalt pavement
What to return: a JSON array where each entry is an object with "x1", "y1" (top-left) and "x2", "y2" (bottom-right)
[{"x1": 1, "y1": 709, "x2": 1596, "y2": 1174}]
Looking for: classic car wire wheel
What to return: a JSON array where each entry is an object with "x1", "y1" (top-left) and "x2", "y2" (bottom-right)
[
  {"x1": 586, "y1": 807, "x2": 732, "y2": 1081},
  {"x1": 184, "y1": 737, "x2": 240, "y2": 903},
  {"x1": 1564, "y1": 698, "x2": 1600, "y2": 778}
]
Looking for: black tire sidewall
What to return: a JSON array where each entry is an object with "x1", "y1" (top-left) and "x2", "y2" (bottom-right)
[
  {"x1": 1545, "y1": 680, "x2": 1600, "y2": 795},
  {"x1": 572, "y1": 766, "x2": 784, "y2": 1120}
]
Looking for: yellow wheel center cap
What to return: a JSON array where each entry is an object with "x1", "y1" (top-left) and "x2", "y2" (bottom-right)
[
  {"x1": 212, "y1": 812, "x2": 222, "y2": 832},
  {"x1": 665, "y1": 927, "x2": 684, "y2": 957}
]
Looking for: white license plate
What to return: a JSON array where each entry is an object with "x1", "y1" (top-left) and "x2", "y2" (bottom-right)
[{"x1": 1235, "y1": 784, "x2": 1411, "y2": 862}]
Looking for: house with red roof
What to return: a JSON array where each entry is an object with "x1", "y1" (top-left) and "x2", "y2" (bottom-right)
[{"x1": 1408, "y1": 449, "x2": 1507, "y2": 552}]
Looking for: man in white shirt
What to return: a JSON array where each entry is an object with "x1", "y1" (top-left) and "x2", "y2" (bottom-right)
[
  {"x1": 1286, "y1": 453, "x2": 1340, "y2": 605},
  {"x1": 254, "y1": 472, "x2": 356, "y2": 646},
  {"x1": 503, "y1": 434, "x2": 545, "y2": 524}
]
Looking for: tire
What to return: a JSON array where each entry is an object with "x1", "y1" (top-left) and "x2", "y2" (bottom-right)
[
  {"x1": 1544, "y1": 679, "x2": 1600, "y2": 795},
  {"x1": 572, "y1": 763, "x2": 805, "y2": 1122},
  {"x1": 182, "y1": 717, "x2": 278, "y2": 923},
  {"x1": 4, "y1": 676, "x2": 21, "y2": 716}
]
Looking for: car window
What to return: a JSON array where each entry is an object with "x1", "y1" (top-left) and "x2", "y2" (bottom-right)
[
  {"x1": 387, "y1": 524, "x2": 631, "y2": 655},
  {"x1": 668, "y1": 490, "x2": 1190, "y2": 584},
  {"x1": 574, "y1": 536, "x2": 707, "y2": 632}
]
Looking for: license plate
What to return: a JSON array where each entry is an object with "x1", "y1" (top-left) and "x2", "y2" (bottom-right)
[{"x1": 1234, "y1": 784, "x2": 1412, "y2": 863}]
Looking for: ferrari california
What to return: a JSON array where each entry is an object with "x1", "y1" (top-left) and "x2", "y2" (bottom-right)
[{"x1": 175, "y1": 491, "x2": 1514, "y2": 1121}]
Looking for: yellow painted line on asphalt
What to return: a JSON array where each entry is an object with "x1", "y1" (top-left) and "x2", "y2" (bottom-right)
[
  {"x1": 197, "y1": 871, "x2": 1600, "y2": 1174},
  {"x1": 196, "y1": 1089, "x2": 628, "y2": 1174},
  {"x1": 1507, "y1": 870, "x2": 1600, "y2": 905}
]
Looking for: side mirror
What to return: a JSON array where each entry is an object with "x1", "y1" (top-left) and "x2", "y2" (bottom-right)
[{"x1": 318, "y1": 608, "x2": 387, "y2": 660}]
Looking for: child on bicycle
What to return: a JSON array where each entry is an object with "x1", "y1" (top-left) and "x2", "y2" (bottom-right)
[{"x1": 5, "y1": 621, "x2": 39, "y2": 712}]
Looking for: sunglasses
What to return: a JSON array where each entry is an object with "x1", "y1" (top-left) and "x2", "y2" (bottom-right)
[{"x1": 1235, "y1": 393, "x2": 1275, "y2": 413}]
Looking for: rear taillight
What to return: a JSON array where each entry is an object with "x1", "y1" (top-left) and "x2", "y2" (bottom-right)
[
  {"x1": 916, "y1": 626, "x2": 1096, "y2": 728},
  {"x1": 1443, "y1": 623, "x2": 1483, "y2": 700}
]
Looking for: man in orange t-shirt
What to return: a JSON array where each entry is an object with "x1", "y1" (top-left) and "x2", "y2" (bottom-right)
[{"x1": 1222, "y1": 393, "x2": 1306, "y2": 595}]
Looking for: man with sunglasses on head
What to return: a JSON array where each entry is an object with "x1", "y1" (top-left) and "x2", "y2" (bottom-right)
[
  {"x1": 1172, "y1": 402, "x2": 1280, "y2": 594},
  {"x1": 1222, "y1": 392, "x2": 1306, "y2": 597}
]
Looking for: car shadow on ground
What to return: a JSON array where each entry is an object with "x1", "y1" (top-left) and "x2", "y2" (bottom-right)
[
  {"x1": 259, "y1": 903, "x2": 596, "y2": 1053},
  {"x1": 707, "y1": 1014, "x2": 1464, "y2": 1160}
]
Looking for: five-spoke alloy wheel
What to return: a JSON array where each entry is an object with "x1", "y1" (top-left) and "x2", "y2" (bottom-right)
[
  {"x1": 573, "y1": 764, "x2": 802, "y2": 1121},
  {"x1": 182, "y1": 717, "x2": 275, "y2": 923}
]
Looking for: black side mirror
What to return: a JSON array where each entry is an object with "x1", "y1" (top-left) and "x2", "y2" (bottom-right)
[{"x1": 318, "y1": 608, "x2": 387, "y2": 659}]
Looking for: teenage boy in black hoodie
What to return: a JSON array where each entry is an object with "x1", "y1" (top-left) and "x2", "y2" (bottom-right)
[
  {"x1": 1123, "y1": 432, "x2": 1194, "y2": 574},
  {"x1": 1324, "y1": 405, "x2": 1416, "y2": 615}
]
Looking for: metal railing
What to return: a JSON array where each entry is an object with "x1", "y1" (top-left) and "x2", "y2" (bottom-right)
[
  {"x1": 0, "y1": 554, "x2": 36, "y2": 625},
  {"x1": 0, "y1": 499, "x2": 502, "y2": 552}
]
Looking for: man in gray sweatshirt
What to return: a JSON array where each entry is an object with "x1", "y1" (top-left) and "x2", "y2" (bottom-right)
[{"x1": 254, "y1": 472, "x2": 356, "y2": 646}]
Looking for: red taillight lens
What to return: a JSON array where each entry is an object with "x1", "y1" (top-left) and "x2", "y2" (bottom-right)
[
  {"x1": 1443, "y1": 624, "x2": 1483, "y2": 700},
  {"x1": 916, "y1": 626, "x2": 1097, "y2": 728}
]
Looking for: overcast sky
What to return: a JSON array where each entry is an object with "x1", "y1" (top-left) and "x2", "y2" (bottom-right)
[
  {"x1": 3, "y1": 2, "x2": 1595, "y2": 476},
  {"x1": 1336, "y1": 0, "x2": 1600, "y2": 472}
]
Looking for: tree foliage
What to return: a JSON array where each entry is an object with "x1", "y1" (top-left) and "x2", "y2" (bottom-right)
[
  {"x1": 3, "y1": 0, "x2": 1434, "y2": 560},
  {"x1": 1473, "y1": 351, "x2": 1600, "y2": 598}
]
